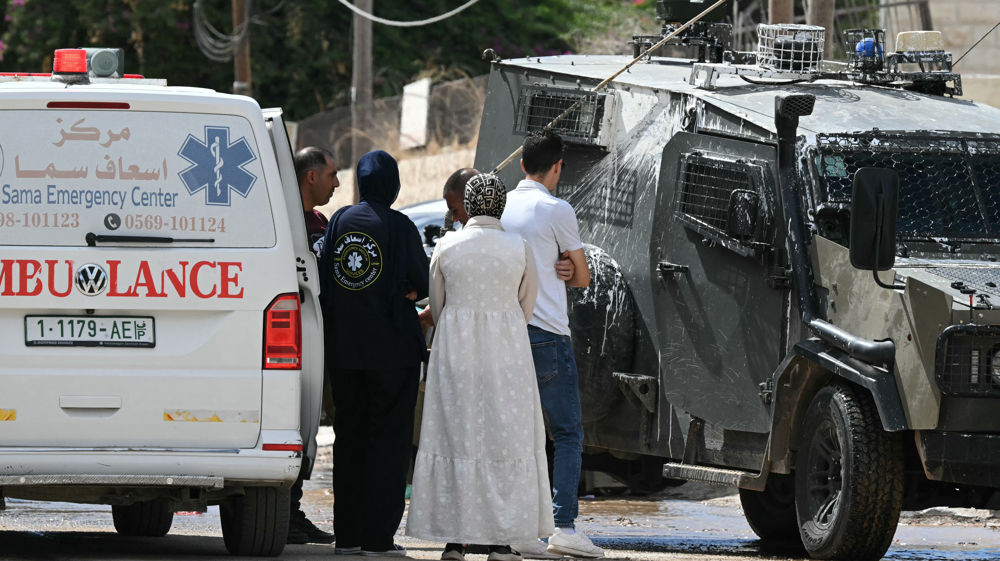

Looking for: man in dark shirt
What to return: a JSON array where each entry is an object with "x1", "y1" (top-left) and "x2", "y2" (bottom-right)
[
  {"x1": 296, "y1": 147, "x2": 340, "y2": 257},
  {"x1": 319, "y1": 150, "x2": 428, "y2": 557},
  {"x1": 284, "y1": 147, "x2": 339, "y2": 544}
]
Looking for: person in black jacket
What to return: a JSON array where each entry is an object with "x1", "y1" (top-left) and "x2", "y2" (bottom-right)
[{"x1": 319, "y1": 150, "x2": 428, "y2": 557}]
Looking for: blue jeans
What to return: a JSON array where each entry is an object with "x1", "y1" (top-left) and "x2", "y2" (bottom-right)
[{"x1": 528, "y1": 325, "x2": 584, "y2": 530}]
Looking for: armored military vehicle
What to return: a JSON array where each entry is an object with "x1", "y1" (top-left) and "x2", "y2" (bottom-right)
[{"x1": 474, "y1": 1, "x2": 1000, "y2": 559}]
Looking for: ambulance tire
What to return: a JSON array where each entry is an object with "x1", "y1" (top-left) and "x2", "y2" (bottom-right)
[
  {"x1": 112, "y1": 500, "x2": 173, "y2": 537},
  {"x1": 739, "y1": 473, "x2": 799, "y2": 542},
  {"x1": 220, "y1": 486, "x2": 290, "y2": 557},
  {"x1": 795, "y1": 384, "x2": 903, "y2": 561}
]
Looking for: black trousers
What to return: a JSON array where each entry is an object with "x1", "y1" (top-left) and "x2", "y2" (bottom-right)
[{"x1": 331, "y1": 366, "x2": 419, "y2": 551}]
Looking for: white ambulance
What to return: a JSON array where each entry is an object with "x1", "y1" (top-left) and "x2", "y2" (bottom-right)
[{"x1": 0, "y1": 48, "x2": 324, "y2": 557}]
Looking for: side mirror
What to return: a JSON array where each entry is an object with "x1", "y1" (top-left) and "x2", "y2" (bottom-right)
[
  {"x1": 850, "y1": 167, "x2": 900, "y2": 272},
  {"x1": 727, "y1": 190, "x2": 759, "y2": 239}
]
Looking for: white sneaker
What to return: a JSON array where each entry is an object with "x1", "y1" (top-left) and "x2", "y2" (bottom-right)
[
  {"x1": 546, "y1": 529, "x2": 604, "y2": 559},
  {"x1": 512, "y1": 539, "x2": 563, "y2": 559}
]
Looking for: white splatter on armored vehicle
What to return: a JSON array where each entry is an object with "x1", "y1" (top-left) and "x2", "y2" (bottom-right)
[{"x1": 474, "y1": 1, "x2": 1000, "y2": 559}]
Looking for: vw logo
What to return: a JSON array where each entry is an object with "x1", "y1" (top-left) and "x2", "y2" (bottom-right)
[{"x1": 76, "y1": 264, "x2": 109, "y2": 296}]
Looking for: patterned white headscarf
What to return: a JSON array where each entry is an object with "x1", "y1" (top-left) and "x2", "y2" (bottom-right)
[{"x1": 464, "y1": 173, "x2": 507, "y2": 220}]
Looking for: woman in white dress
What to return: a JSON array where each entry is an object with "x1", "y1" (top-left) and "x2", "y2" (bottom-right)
[{"x1": 407, "y1": 174, "x2": 555, "y2": 561}]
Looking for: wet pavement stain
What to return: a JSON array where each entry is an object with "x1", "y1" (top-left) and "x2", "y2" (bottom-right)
[{"x1": 4, "y1": 444, "x2": 1000, "y2": 560}]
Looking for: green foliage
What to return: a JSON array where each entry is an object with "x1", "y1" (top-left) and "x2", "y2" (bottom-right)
[
  {"x1": 0, "y1": 1, "x2": 233, "y2": 93},
  {"x1": 0, "y1": 0, "x2": 651, "y2": 120}
]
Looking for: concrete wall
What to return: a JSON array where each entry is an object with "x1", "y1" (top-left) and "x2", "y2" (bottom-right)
[
  {"x1": 296, "y1": 76, "x2": 487, "y2": 215},
  {"x1": 962, "y1": 75, "x2": 1000, "y2": 108},
  {"x1": 317, "y1": 148, "x2": 476, "y2": 217},
  {"x1": 929, "y1": 0, "x2": 1000, "y2": 75},
  {"x1": 917, "y1": 0, "x2": 1000, "y2": 108},
  {"x1": 296, "y1": 76, "x2": 487, "y2": 172}
]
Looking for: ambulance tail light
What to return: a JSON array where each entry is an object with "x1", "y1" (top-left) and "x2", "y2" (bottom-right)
[
  {"x1": 264, "y1": 294, "x2": 301, "y2": 370},
  {"x1": 53, "y1": 49, "x2": 88, "y2": 74}
]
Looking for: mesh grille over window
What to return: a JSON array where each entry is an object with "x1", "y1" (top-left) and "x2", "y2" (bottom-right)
[
  {"x1": 677, "y1": 156, "x2": 751, "y2": 232},
  {"x1": 514, "y1": 85, "x2": 605, "y2": 146},
  {"x1": 817, "y1": 133, "x2": 1000, "y2": 240},
  {"x1": 673, "y1": 153, "x2": 768, "y2": 254}
]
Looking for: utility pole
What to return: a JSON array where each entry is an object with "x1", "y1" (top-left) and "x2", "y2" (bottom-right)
[
  {"x1": 232, "y1": 0, "x2": 252, "y2": 96},
  {"x1": 918, "y1": 0, "x2": 935, "y2": 31},
  {"x1": 769, "y1": 0, "x2": 794, "y2": 24},
  {"x1": 351, "y1": 0, "x2": 373, "y2": 205},
  {"x1": 807, "y1": 0, "x2": 836, "y2": 59}
]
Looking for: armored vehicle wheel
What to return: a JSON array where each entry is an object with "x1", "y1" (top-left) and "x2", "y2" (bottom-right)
[
  {"x1": 739, "y1": 473, "x2": 798, "y2": 542},
  {"x1": 111, "y1": 499, "x2": 173, "y2": 537},
  {"x1": 220, "y1": 486, "x2": 290, "y2": 557},
  {"x1": 795, "y1": 385, "x2": 903, "y2": 561}
]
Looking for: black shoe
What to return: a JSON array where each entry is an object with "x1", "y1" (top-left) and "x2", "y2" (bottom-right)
[
  {"x1": 287, "y1": 514, "x2": 335, "y2": 544},
  {"x1": 442, "y1": 543, "x2": 467, "y2": 561},
  {"x1": 286, "y1": 526, "x2": 310, "y2": 545},
  {"x1": 361, "y1": 544, "x2": 407, "y2": 556},
  {"x1": 488, "y1": 545, "x2": 522, "y2": 561}
]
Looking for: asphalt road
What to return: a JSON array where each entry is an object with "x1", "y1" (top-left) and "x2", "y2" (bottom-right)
[{"x1": 3, "y1": 441, "x2": 1000, "y2": 560}]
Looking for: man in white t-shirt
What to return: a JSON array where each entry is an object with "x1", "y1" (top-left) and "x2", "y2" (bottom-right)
[{"x1": 502, "y1": 130, "x2": 603, "y2": 559}]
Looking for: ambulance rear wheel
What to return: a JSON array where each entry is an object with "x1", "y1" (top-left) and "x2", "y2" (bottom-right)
[
  {"x1": 112, "y1": 499, "x2": 173, "y2": 537},
  {"x1": 795, "y1": 384, "x2": 903, "y2": 561},
  {"x1": 220, "y1": 486, "x2": 290, "y2": 557},
  {"x1": 739, "y1": 473, "x2": 799, "y2": 542}
]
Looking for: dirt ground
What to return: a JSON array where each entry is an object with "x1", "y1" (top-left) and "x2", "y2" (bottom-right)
[{"x1": 3, "y1": 432, "x2": 1000, "y2": 560}]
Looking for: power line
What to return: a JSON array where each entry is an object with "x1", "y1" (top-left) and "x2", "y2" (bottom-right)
[
  {"x1": 336, "y1": 0, "x2": 482, "y2": 27},
  {"x1": 193, "y1": 0, "x2": 287, "y2": 63},
  {"x1": 954, "y1": 19, "x2": 1000, "y2": 68}
]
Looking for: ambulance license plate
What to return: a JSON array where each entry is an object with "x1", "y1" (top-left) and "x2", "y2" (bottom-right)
[{"x1": 25, "y1": 316, "x2": 156, "y2": 347}]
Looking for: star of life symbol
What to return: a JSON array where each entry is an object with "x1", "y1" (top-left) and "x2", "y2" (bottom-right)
[
  {"x1": 332, "y1": 232, "x2": 382, "y2": 290},
  {"x1": 348, "y1": 252, "x2": 363, "y2": 272},
  {"x1": 178, "y1": 126, "x2": 257, "y2": 206}
]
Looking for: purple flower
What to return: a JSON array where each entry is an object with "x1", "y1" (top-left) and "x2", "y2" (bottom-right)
[
  {"x1": 10, "y1": 0, "x2": 25, "y2": 7},
  {"x1": 4, "y1": 15, "x2": 10, "y2": 21},
  {"x1": 177, "y1": 21, "x2": 190, "y2": 31}
]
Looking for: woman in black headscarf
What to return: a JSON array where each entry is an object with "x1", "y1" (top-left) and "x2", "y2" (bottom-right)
[
  {"x1": 319, "y1": 150, "x2": 428, "y2": 557},
  {"x1": 406, "y1": 174, "x2": 554, "y2": 561}
]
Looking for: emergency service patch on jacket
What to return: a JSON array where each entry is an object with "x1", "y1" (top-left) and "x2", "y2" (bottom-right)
[{"x1": 330, "y1": 231, "x2": 382, "y2": 290}]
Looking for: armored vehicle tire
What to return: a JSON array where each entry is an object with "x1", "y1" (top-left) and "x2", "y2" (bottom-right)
[
  {"x1": 111, "y1": 500, "x2": 173, "y2": 537},
  {"x1": 794, "y1": 384, "x2": 903, "y2": 561},
  {"x1": 220, "y1": 486, "x2": 290, "y2": 557},
  {"x1": 739, "y1": 473, "x2": 799, "y2": 542}
]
